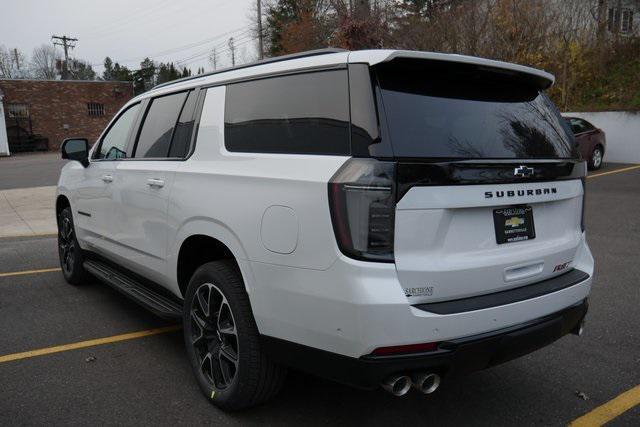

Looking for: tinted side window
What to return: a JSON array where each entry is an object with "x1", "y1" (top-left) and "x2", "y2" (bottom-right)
[
  {"x1": 569, "y1": 118, "x2": 586, "y2": 134},
  {"x1": 96, "y1": 103, "x2": 140, "y2": 160},
  {"x1": 134, "y1": 91, "x2": 188, "y2": 158},
  {"x1": 225, "y1": 70, "x2": 350, "y2": 155},
  {"x1": 169, "y1": 91, "x2": 197, "y2": 158},
  {"x1": 581, "y1": 119, "x2": 595, "y2": 131}
]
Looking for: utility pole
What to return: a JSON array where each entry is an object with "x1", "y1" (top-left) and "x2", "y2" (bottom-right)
[
  {"x1": 257, "y1": 0, "x2": 264, "y2": 60},
  {"x1": 52, "y1": 34, "x2": 77, "y2": 79},
  {"x1": 210, "y1": 48, "x2": 217, "y2": 70},
  {"x1": 13, "y1": 49, "x2": 20, "y2": 71},
  {"x1": 228, "y1": 37, "x2": 235, "y2": 67}
]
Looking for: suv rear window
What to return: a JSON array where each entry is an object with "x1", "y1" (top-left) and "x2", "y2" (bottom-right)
[
  {"x1": 376, "y1": 59, "x2": 576, "y2": 159},
  {"x1": 224, "y1": 70, "x2": 350, "y2": 155}
]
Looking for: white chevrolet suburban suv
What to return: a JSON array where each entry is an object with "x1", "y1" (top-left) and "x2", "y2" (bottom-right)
[{"x1": 56, "y1": 49, "x2": 593, "y2": 410}]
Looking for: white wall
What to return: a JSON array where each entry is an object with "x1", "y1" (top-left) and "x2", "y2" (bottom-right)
[{"x1": 564, "y1": 111, "x2": 640, "y2": 164}]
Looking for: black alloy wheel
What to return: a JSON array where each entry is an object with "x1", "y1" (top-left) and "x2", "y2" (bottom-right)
[
  {"x1": 59, "y1": 214, "x2": 75, "y2": 275},
  {"x1": 57, "y1": 207, "x2": 88, "y2": 285},
  {"x1": 190, "y1": 282, "x2": 240, "y2": 389},
  {"x1": 183, "y1": 261, "x2": 286, "y2": 410}
]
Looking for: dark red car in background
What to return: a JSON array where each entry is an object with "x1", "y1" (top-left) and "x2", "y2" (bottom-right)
[{"x1": 565, "y1": 117, "x2": 607, "y2": 170}]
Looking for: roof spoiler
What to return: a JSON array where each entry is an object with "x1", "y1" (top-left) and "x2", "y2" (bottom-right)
[{"x1": 352, "y1": 50, "x2": 555, "y2": 90}]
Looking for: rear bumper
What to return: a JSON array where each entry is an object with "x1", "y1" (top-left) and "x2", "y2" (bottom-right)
[{"x1": 261, "y1": 299, "x2": 588, "y2": 389}]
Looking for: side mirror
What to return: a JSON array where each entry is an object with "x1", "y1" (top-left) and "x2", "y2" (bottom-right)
[{"x1": 61, "y1": 138, "x2": 90, "y2": 167}]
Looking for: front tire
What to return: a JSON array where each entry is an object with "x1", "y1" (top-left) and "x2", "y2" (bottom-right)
[
  {"x1": 57, "y1": 207, "x2": 89, "y2": 285},
  {"x1": 589, "y1": 146, "x2": 604, "y2": 170},
  {"x1": 183, "y1": 260, "x2": 286, "y2": 411}
]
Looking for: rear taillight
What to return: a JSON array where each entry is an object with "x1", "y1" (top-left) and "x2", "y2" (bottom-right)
[{"x1": 328, "y1": 158, "x2": 396, "y2": 262}]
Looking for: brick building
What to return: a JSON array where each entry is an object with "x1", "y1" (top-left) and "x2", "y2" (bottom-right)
[{"x1": 0, "y1": 79, "x2": 133, "y2": 152}]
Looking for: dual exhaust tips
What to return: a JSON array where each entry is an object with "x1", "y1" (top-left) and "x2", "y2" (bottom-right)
[{"x1": 381, "y1": 373, "x2": 441, "y2": 396}]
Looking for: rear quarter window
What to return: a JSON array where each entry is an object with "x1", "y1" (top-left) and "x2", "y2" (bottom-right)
[{"x1": 224, "y1": 70, "x2": 350, "y2": 155}]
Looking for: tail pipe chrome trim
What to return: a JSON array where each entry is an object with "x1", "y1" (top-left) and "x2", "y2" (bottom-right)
[
  {"x1": 573, "y1": 317, "x2": 586, "y2": 336},
  {"x1": 381, "y1": 374, "x2": 412, "y2": 396},
  {"x1": 412, "y1": 373, "x2": 441, "y2": 394}
]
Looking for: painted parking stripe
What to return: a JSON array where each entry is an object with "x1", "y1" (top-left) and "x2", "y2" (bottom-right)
[
  {"x1": 0, "y1": 232, "x2": 57, "y2": 240},
  {"x1": 0, "y1": 267, "x2": 62, "y2": 278},
  {"x1": 570, "y1": 384, "x2": 640, "y2": 427},
  {"x1": 0, "y1": 325, "x2": 181, "y2": 364},
  {"x1": 588, "y1": 164, "x2": 640, "y2": 179}
]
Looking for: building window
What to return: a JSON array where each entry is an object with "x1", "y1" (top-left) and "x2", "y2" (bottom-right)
[
  {"x1": 7, "y1": 103, "x2": 29, "y2": 119},
  {"x1": 87, "y1": 103, "x2": 105, "y2": 117},
  {"x1": 621, "y1": 9, "x2": 634, "y2": 34},
  {"x1": 608, "y1": 7, "x2": 634, "y2": 34},
  {"x1": 608, "y1": 8, "x2": 619, "y2": 31}
]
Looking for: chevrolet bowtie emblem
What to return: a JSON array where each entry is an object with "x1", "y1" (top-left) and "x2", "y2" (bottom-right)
[
  {"x1": 514, "y1": 165, "x2": 535, "y2": 178},
  {"x1": 505, "y1": 217, "x2": 525, "y2": 228}
]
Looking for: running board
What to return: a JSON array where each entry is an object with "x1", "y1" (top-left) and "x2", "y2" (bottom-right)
[{"x1": 83, "y1": 260, "x2": 182, "y2": 319}]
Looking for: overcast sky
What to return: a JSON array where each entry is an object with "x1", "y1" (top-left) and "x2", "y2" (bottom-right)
[{"x1": 0, "y1": 0, "x2": 257, "y2": 75}]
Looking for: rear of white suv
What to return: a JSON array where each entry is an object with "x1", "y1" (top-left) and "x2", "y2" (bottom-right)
[{"x1": 56, "y1": 49, "x2": 592, "y2": 410}]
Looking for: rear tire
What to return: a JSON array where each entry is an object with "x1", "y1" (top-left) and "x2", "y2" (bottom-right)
[
  {"x1": 183, "y1": 260, "x2": 286, "y2": 411},
  {"x1": 57, "y1": 207, "x2": 89, "y2": 285},
  {"x1": 589, "y1": 146, "x2": 603, "y2": 170}
]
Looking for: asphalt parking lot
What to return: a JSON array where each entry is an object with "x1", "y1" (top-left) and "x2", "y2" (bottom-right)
[{"x1": 0, "y1": 160, "x2": 639, "y2": 425}]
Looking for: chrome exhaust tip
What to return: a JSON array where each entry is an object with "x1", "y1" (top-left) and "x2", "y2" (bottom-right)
[
  {"x1": 412, "y1": 373, "x2": 441, "y2": 394},
  {"x1": 573, "y1": 318, "x2": 586, "y2": 336},
  {"x1": 381, "y1": 375, "x2": 412, "y2": 396}
]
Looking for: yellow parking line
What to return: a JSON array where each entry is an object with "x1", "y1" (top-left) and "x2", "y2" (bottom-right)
[
  {"x1": 588, "y1": 164, "x2": 640, "y2": 179},
  {"x1": 0, "y1": 267, "x2": 62, "y2": 278},
  {"x1": 0, "y1": 325, "x2": 181, "y2": 364},
  {"x1": 570, "y1": 384, "x2": 640, "y2": 427},
  {"x1": 0, "y1": 232, "x2": 57, "y2": 239}
]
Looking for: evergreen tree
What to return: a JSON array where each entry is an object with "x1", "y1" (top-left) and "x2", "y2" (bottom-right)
[{"x1": 102, "y1": 57, "x2": 114, "y2": 80}]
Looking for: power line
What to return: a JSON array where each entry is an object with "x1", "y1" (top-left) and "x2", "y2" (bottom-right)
[
  {"x1": 92, "y1": 28, "x2": 251, "y2": 70},
  {"x1": 173, "y1": 30, "x2": 253, "y2": 65},
  {"x1": 84, "y1": 0, "x2": 234, "y2": 42},
  {"x1": 176, "y1": 31, "x2": 254, "y2": 63},
  {"x1": 83, "y1": 0, "x2": 175, "y2": 39},
  {"x1": 178, "y1": 35, "x2": 257, "y2": 68},
  {"x1": 127, "y1": 27, "x2": 247, "y2": 61}
]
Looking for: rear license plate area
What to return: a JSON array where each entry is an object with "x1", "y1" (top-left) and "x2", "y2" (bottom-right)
[{"x1": 493, "y1": 205, "x2": 536, "y2": 244}]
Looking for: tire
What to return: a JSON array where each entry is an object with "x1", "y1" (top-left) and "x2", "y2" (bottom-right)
[
  {"x1": 183, "y1": 260, "x2": 286, "y2": 411},
  {"x1": 57, "y1": 206, "x2": 89, "y2": 285},
  {"x1": 589, "y1": 146, "x2": 604, "y2": 170}
]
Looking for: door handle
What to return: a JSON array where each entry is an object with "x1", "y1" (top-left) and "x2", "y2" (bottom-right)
[
  {"x1": 102, "y1": 174, "x2": 113, "y2": 183},
  {"x1": 146, "y1": 178, "x2": 165, "y2": 188}
]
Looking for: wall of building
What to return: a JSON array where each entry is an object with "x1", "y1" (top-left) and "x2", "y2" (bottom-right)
[
  {"x1": 0, "y1": 79, "x2": 133, "y2": 150},
  {"x1": 564, "y1": 111, "x2": 640, "y2": 164}
]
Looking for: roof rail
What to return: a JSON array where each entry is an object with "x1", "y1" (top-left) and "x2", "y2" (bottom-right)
[{"x1": 153, "y1": 48, "x2": 348, "y2": 90}]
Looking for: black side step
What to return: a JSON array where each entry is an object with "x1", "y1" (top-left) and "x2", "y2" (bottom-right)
[{"x1": 84, "y1": 260, "x2": 182, "y2": 319}]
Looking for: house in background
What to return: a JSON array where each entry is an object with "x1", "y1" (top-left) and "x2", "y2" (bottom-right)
[{"x1": 0, "y1": 79, "x2": 133, "y2": 153}]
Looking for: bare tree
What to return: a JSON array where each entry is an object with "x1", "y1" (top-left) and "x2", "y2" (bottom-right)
[
  {"x1": 30, "y1": 44, "x2": 59, "y2": 80},
  {"x1": 0, "y1": 45, "x2": 29, "y2": 78},
  {"x1": 0, "y1": 45, "x2": 16, "y2": 78}
]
